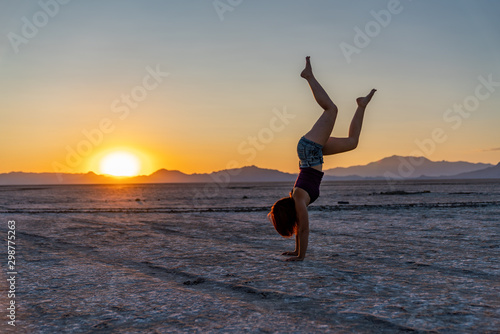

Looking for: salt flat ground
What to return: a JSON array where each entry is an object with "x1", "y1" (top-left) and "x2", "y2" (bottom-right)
[{"x1": 1, "y1": 202, "x2": 498, "y2": 333}]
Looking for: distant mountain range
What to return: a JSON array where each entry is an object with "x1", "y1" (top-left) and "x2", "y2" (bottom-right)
[
  {"x1": 323, "y1": 155, "x2": 494, "y2": 179},
  {"x1": 0, "y1": 156, "x2": 498, "y2": 185}
]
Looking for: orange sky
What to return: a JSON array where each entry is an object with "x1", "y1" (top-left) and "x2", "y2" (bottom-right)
[{"x1": 1, "y1": 1, "x2": 499, "y2": 176}]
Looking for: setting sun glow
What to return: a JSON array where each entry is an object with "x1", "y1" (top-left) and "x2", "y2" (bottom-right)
[{"x1": 99, "y1": 152, "x2": 141, "y2": 177}]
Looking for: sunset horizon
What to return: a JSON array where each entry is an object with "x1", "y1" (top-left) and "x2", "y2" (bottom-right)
[
  {"x1": 1, "y1": 153, "x2": 497, "y2": 186},
  {"x1": 1, "y1": 152, "x2": 498, "y2": 178}
]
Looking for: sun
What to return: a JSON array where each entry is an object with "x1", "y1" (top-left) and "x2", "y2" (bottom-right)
[{"x1": 99, "y1": 151, "x2": 141, "y2": 177}]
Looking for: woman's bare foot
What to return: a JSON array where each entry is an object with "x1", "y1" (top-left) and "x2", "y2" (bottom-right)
[
  {"x1": 300, "y1": 56, "x2": 313, "y2": 79},
  {"x1": 356, "y1": 89, "x2": 377, "y2": 108}
]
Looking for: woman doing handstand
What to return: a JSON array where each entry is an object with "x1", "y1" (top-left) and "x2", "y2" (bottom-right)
[{"x1": 268, "y1": 56, "x2": 376, "y2": 261}]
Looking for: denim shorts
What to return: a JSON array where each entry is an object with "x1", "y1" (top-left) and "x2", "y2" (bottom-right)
[{"x1": 297, "y1": 136, "x2": 324, "y2": 168}]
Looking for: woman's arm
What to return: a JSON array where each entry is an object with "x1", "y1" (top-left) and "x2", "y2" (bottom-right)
[
  {"x1": 282, "y1": 233, "x2": 299, "y2": 256},
  {"x1": 286, "y1": 200, "x2": 309, "y2": 261}
]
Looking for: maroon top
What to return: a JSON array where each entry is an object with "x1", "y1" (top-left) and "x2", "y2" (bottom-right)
[{"x1": 293, "y1": 167, "x2": 324, "y2": 204}]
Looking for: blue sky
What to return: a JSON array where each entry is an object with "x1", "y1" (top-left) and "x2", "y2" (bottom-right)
[{"x1": 1, "y1": 0, "x2": 499, "y2": 174}]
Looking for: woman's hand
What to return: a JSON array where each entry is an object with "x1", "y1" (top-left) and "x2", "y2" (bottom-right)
[{"x1": 282, "y1": 251, "x2": 298, "y2": 256}]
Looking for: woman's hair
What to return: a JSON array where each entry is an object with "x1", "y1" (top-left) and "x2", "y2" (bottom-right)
[{"x1": 268, "y1": 196, "x2": 297, "y2": 237}]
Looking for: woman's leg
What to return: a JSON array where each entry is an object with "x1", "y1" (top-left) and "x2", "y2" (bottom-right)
[
  {"x1": 301, "y1": 57, "x2": 338, "y2": 147},
  {"x1": 322, "y1": 89, "x2": 376, "y2": 155}
]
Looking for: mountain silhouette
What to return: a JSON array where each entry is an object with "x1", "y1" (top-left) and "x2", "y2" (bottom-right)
[
  {"x1": 0, "y1": 157, "x2": 497, "y2": 185},
  {"x1": 323, "y1": 156, "x2": 492, "y2": 178}
]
